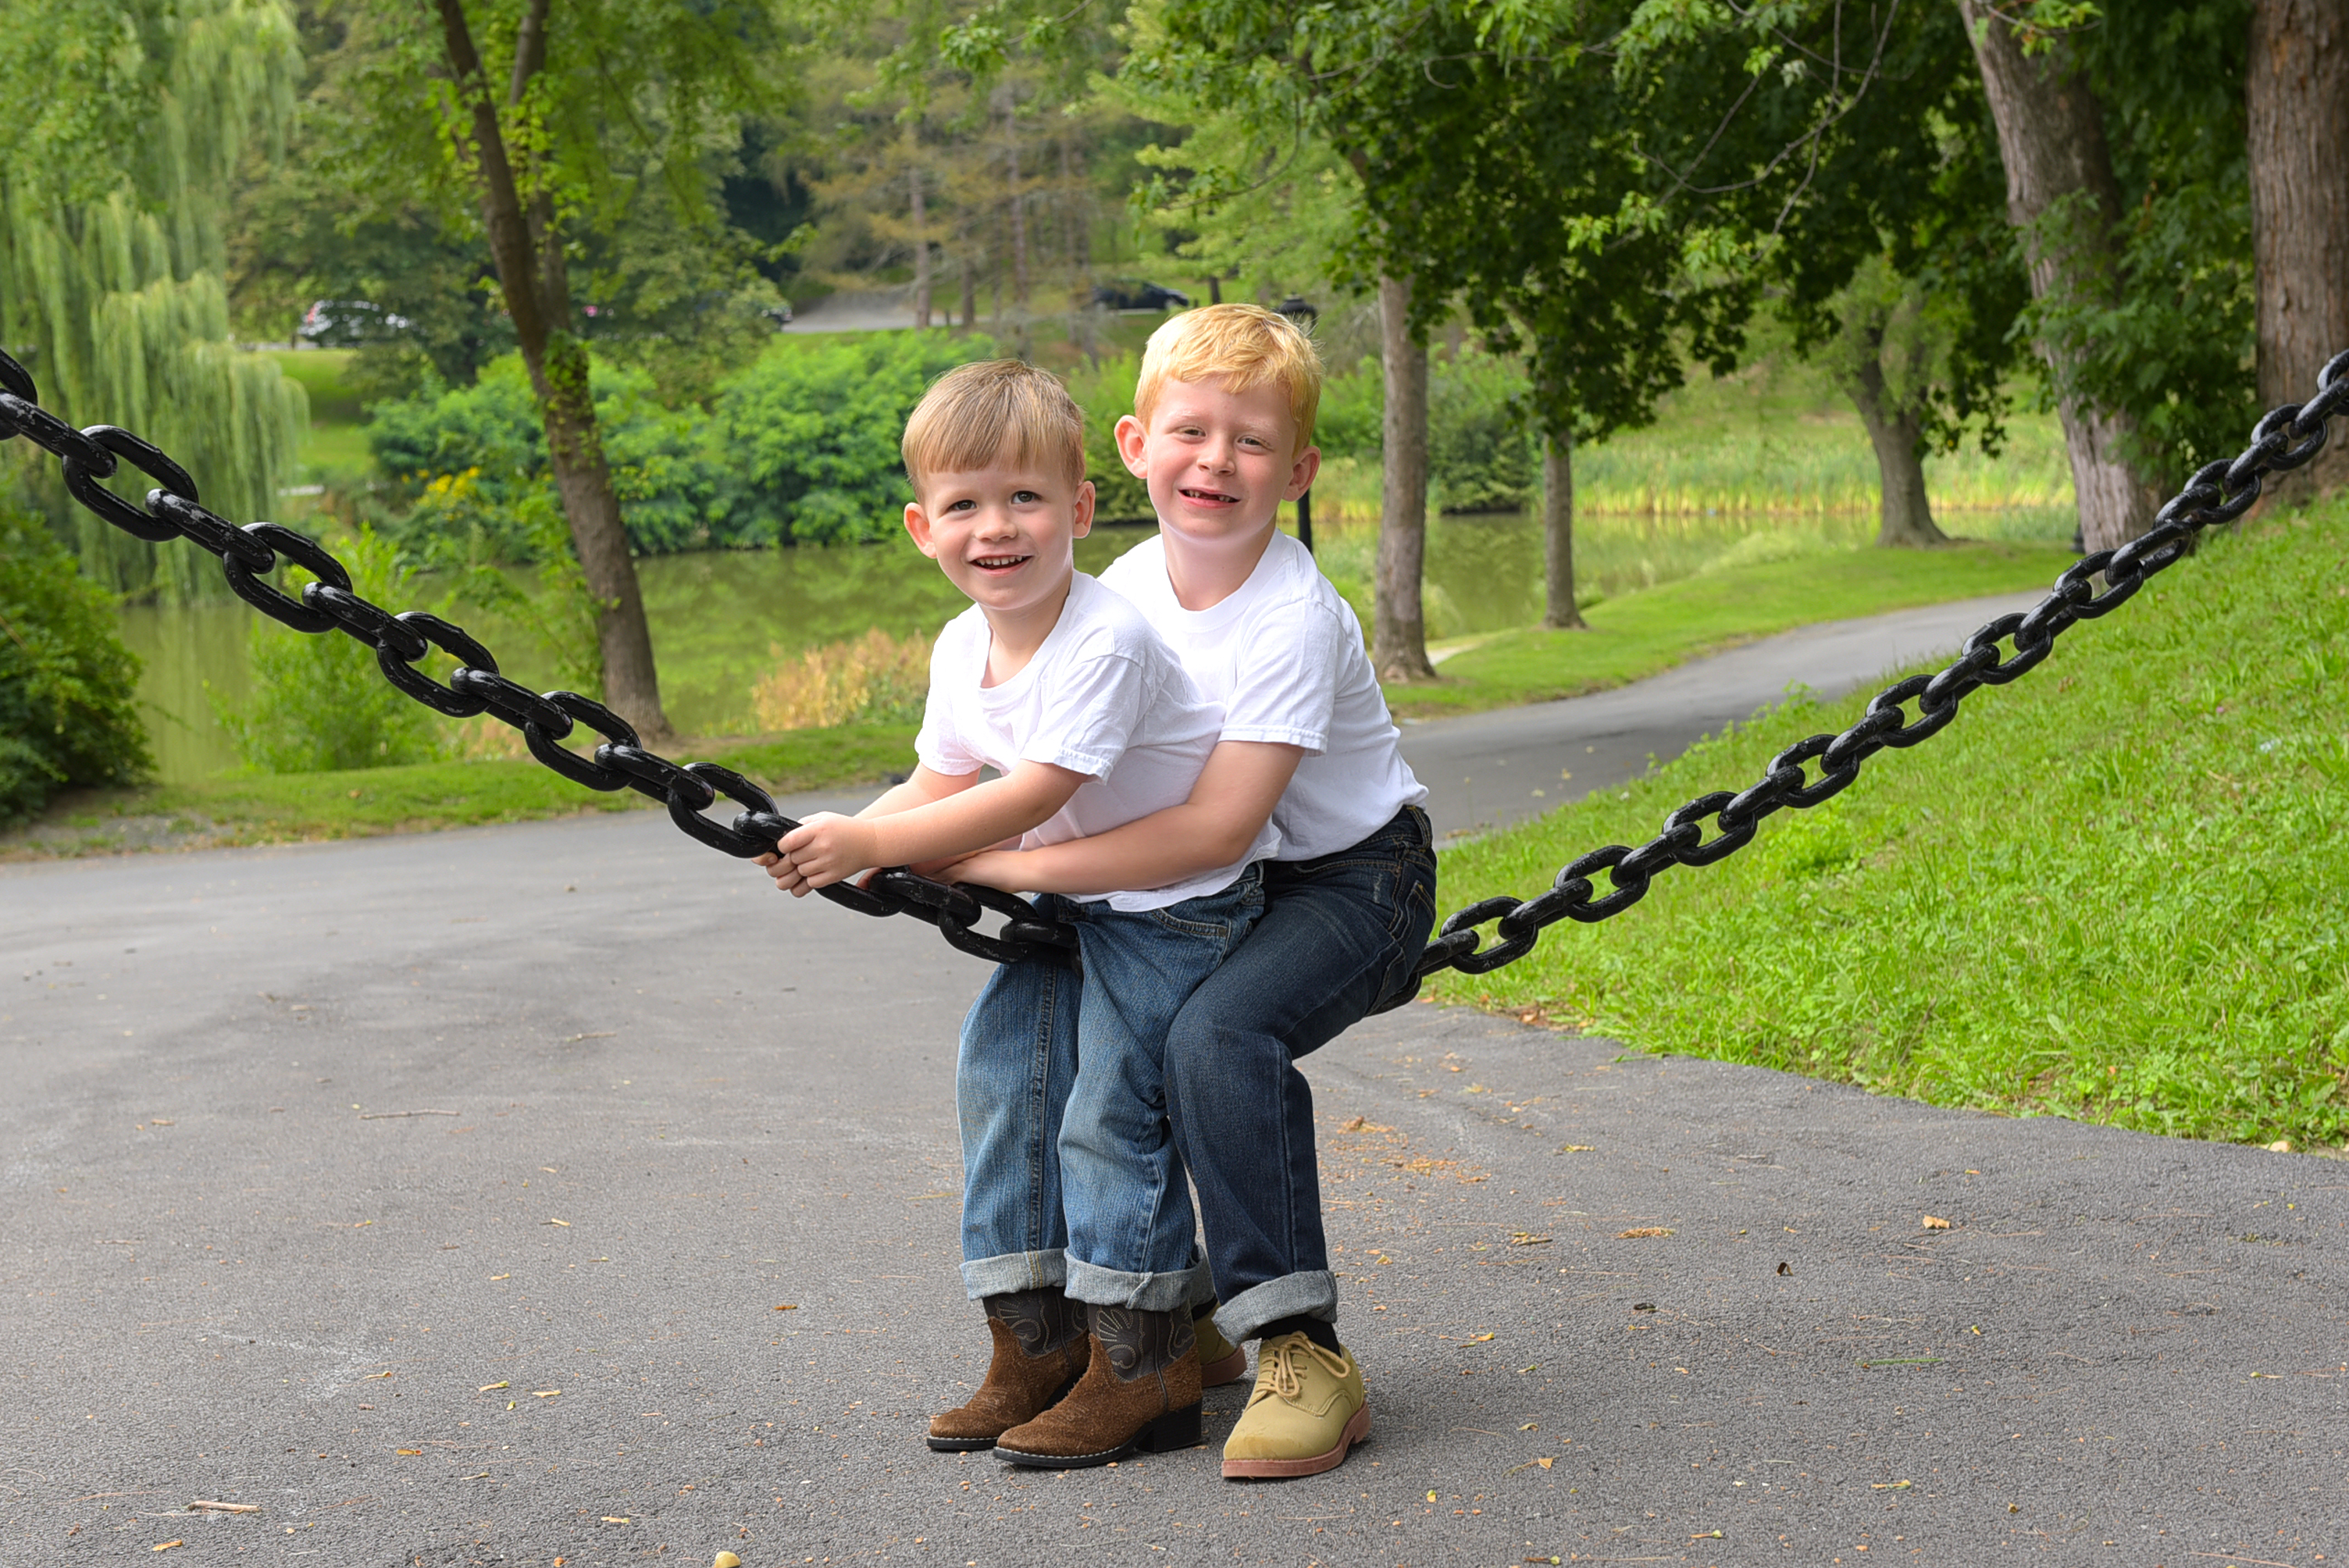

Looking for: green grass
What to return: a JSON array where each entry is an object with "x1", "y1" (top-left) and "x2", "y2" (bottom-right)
[
  {"x1": 2, "y1": 722, "x2": 916, "y2": 857},
  {"x1": 1427, "y1": 503, "x2": 2349, "y2": 1149},
  {"x1": 1384, "y1": 538, "x2": 2076, "y2": 718}
]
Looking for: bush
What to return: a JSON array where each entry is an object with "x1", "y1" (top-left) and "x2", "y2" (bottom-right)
[
  {"x1": 751, "y1": 627, "x2": 931, "y2": 731},
  {"x1": 213, "y1": 529, "x2": 450, "y2": 773},
  {"x1": 1061, "y1": 352, "x2": 1153, "y2": 522},
  {"x1": 714, "y1": 332, "x2": 1000, "y2": 545},
  {"x1": 0, "y1": 505, "x2": 151, "y2": 823},
  {"x1": 369, "y1": 355, "x2": 739, "y2": 561}
]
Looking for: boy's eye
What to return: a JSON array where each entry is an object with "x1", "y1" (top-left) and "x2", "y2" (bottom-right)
[
  {"x1": 1012, "y1": 490, "x2": 1042, "y2": 504},
  {"x1": 945, "y1": 498, "x2": 976, "y2": 512}
]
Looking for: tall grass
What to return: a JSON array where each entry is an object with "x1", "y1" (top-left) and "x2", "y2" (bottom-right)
[{"x1": 752, "y1": 627, "x2": 932, "y2": 732}]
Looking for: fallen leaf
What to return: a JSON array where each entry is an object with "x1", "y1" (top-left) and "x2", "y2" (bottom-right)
[
  {"x1": 602, "y1": 1516, "x2": 630, "y2": 1524},
  {"x1": 1692, "y1": 1531, "x2": 1724, "y2": 1540},
  {"x1": 1341, "y1": 1116, "x2": 1367, "y2": 1131},
  {"x1": 1872, "y1": 1481, "x2": 1912, "y2": 1490},
  {"x1": 533, "y1": 1389, "x2": 561, "y2": 1398},
  {"x1": 362, "y1": 1370, "x2": 392, "y2": 1380},
  {"x1": 1922, "y1": 1216, "x2": 1951, "y2": 1230},
  {"x1": 2268, "y1": 1139, "x2": 2294, "y2": 1153},
  {"x1": 1777, "y1": 1261, "x2": 1791, "y2": 1275},
  {"x1": 152, "y1": 1543, "x2": 183, "y2": 1553},
  {"x1": 715, "y1": 1554, "x2": 743, "y2": 1568},
  {"x1": 479, "y1": 1382, "x2": 509, "y2": 1392},
  {"x1": 396, "y1": 1449, "x2": 422, "y2": 1456},
  {"x1": 1466, "y1": 1332, "x2": 1495, "y2": 1342},
  {"x1": 1537, "y1": 1456, "x2": 1554, "y2": 1470},
  {"x1": 490, "y1": 1274, "x2": 510, "y2": 1281},
  {"x1": 1520, "y1": 1423, "x2": 1539, "y2": 1431},
  {"x1": 1616, "y1": 1227, "x2": 1674, "y2": 1238},
  {"x1": 545, "y1": 1218, "x2": 571, "y2": 1228},
  {"x1": 773, "y1": 1304, "x2": 797, "y2": 1312},
  {"x1": 1557, "y1": 1144, "x2": 1595, "y2": 1153},
  {"x1": 1508, "y1": 1232, "x2": 1553, "y2": 1246}
]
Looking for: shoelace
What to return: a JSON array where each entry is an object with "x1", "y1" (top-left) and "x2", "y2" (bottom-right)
[{"x1": 1258, "y1": 1337, "x2": 1350, "y2": 1403}]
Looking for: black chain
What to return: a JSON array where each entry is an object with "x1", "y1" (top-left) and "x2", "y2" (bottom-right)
[
  {"x1": 6, "y1": 343, "x2": 2343, "y2": 988},
  {"x1": 1367, "y1": 347, "x2": 2349, "y2": 1011},
  {"x1": 0, "y1": 347, "x2": 1078, "y2": 970}
]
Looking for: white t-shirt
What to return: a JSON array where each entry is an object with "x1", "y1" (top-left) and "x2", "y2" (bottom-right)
[
  {"x1": 914, "y1": 572, "x2": 1272, "y2": 911},
  {"x1": 1100, "y1": 532, "x2": 1426, "y2": 860}
]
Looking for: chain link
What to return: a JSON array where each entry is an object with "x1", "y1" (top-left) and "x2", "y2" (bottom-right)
[
  {"x1": 0, "y1": 347, "x2": 1075, "y2": 968},
  {"x1": 5, "y1": 343, "x2": 2340, "y2": 989}
]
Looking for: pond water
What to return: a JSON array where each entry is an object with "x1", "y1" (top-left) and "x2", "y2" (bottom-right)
[{"x1": 122, "y1": 502, "x2": 2074, "y2": 783}]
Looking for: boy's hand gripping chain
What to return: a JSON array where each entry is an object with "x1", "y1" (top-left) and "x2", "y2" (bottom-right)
[{"x1": 5, "y1": 341, "x2": 2344, "y2": 986}]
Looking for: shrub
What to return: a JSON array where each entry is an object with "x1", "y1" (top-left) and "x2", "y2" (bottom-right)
[
  {"x1": 0, "y1": 504, "x2": 150, "y2": 823},
  {"x1": 1061, "y1": 352, "x2": 1153, "y2": 522},
  {"x1": 751, "y1": 628, "x2": 932, "y2": 731},
  {"x1": 1303, "y1": 347, "x2": 1537, "y2": 511},
  {"x1": 213, "y1": 529, "x2": 450, "y2": 773},
  {"x1": 714, "y1": 332, "x2": 999, "y2": 545}
]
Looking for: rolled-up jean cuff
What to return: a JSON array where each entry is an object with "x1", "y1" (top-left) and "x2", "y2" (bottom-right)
[
  {"x1": 1064, "y1": 1257, "x2": 1211, "y2": 1314},
  {"x1": 1213, "y1": 1271, "x2": 1338, "y2": 1345},
  {"x1": 959, "y1": 1249, "x2": 1067, "y2": 1301}
]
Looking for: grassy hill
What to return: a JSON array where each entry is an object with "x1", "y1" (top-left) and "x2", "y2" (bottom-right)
[{"x1": 1428, "y1": 501, "x2": 2349, "y2": 1149}]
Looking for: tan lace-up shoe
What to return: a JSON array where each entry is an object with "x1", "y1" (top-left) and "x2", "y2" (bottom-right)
[
  {"x1": 1220, "y1": 1331, "x2": 1369, "y2": 1480},
  {"x1": 1193, "y1": 1306, "x2": 1246, "y2": 1388}
]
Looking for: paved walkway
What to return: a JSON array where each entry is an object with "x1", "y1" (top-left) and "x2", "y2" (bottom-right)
[{"x1": 4, "y1": 598, "x2": 2344, "y2": 1567}]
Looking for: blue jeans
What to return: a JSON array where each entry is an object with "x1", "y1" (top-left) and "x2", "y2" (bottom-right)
[
  {"x1": 1163, "y1": 805, "x2": 1438, "y2": 1345},
  {"x1": 956, "y1": 870, "x2": 1263, "y2": 1312}
]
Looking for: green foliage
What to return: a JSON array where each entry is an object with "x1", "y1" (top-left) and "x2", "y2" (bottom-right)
[
  {"x1": 712, "y1": 331, "x2": 999, "y2": 544},
  {"x1": 213, "y1": 528, "x2": 447, "y2": 773},
  {"x1": 0, "y1": 0, "x2": 308, "y2": 597},
  {"x1": 1300, "y1": 347, "x2": 1535, "y2": 512},
  {"x1": 1061, "y1": 352, "x2": 1153, "y2": 521},
  {"x1": 0, "y1": 505, "x2": 151, "y2": 822},
  {"x1": 1432, "y1": 506, "x2": 2349, "y2": 1146}
]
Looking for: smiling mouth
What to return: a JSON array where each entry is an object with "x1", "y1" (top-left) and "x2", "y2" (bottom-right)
[
  {"x1": 971, "y1": 553, "x2": 1032, "y2": 571},
  {"x1": 1178, "y1": 486, "x2": 1240, "y2": 505}
]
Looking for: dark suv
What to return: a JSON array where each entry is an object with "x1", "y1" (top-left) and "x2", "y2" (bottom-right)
[{"x1": 1090, "y1": 280, "x2": 1192, "y2": 312}]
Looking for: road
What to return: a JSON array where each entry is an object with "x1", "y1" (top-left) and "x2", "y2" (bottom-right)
[{"x1": 4, "y1": 596, "x2": 2344, "y2": 1568}]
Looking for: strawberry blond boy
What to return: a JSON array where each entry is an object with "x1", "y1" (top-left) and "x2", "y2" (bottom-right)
[{"x1": 952, "y1": 305, "x2": 1435, "y2": 1478}]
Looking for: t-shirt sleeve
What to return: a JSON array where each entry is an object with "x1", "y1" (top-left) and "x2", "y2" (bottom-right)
[
  {"x1": 914, "y1": 625, "x2": 985, "y2": 776},
  {"x1": 1217, "y1": 600, "x2": 1347, "y2": 753},
  {"x1": 1020, "y1": 649, "x2": 1149, "y2": 780}
]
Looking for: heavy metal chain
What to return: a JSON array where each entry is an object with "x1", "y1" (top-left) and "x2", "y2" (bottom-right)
[
  {"x1": 0, "y1": 347, "x2": 1075, "y2": 968},
  {"x1": 5, "y1": 344, "x2": 2344, "y2": 985},
  {"x1": 1371, "y1": 346, "x2": 2349, "y2": 1010}
]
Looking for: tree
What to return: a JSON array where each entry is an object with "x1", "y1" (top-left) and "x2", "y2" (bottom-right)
[
  {"x1": 0, "y1": 0, "x2": 308, "y2": 597},
  {"x1": 2247, "y1": 0, "x2": 2349, "y2": 500},
  {"x1": 333, "y1": 0, "x2": 787, "y2": 743}
]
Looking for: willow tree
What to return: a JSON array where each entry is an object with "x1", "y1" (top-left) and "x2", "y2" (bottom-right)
[{"x1": 0, "y1": 0, "x2": 308, "y2": 597}]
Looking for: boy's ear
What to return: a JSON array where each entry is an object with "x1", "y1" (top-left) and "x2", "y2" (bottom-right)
[
  {"x1": 1284, "y1": 442, "x2": 1322, "y2": 503},
  {"x1": 1071, "y1": 478, "x2": 1096, "y2": 540},
  {"x1": 1114, "y1": 413, "x2": 1150, "y2": 479},
  {"x1": 904, "y1": 501, "x2": 939, "y2": 558}
]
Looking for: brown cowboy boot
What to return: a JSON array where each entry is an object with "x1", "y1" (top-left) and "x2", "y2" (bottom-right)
[
  {"x1": 926, "y1": 1288, "x2": 1090, "y2": 1452},
  {"x1": 993, "y1": 1303, "x2": 1204, "y2": 1468}
]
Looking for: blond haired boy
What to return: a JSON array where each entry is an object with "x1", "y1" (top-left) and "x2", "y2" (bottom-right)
[
  {"x1": 759, "y1": 358, "x2": 1275, "y2": 1469},
  {"x1": 951, "y1": 305, "x2": 1435, "y2": 1479}
]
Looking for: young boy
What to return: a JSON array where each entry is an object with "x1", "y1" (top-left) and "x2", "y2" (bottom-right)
[
  {"x1": 949, "y1": 305, "x2": 1437, "y2": 1480},
  {"x1": 757, "y1": 358, "x2": 1276, "y2": 1467}
]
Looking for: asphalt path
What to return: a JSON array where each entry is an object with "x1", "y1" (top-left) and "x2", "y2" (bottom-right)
[{"x1": 6, "y1": 602, "x2": 2347, "y2": 1568}]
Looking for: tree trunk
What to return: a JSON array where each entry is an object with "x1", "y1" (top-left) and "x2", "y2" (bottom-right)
[
  {"x1": 1373, "y1": 275, "x2": 1438, "y2": 682},
  {"x1": 1005, "y1": 111, "x2": 1028, "y2": 311},
  {"x1": 910, "y1": 162, "x2": 932, "y2": 329},
  {"x1": 1060, "y1": 137, "x2": 1089, "y2": 284},
  {"x1": 960, "y1": 251, "x2": 977, "y2": 329},
  {"x1": 1539, "y1": 426, "x2": 1585, "y2": 629},
  {"x1": 433, "y1": 0, "x2": 670, "y2": 741},
  {"x1": 1958, "y1": 0, "x2": 2156, "y2": 554},
  {"x1": 2249, "y1": 0, "x2": 2349, "y2": 501},
  {"x1": 1848, "y1": 355, "x2": 1947, "y2": 547}
]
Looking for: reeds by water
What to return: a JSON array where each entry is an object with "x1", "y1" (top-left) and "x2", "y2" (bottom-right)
[{"x1": 751, "y1": 627, "x2": 932, "y2": 732}]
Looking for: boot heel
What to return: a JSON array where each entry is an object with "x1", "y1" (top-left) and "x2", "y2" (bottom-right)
[{"x1": 1136, "y1": 1402, "x2": 1203, "y2": 1452}]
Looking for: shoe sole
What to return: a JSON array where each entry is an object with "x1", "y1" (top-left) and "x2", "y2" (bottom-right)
[
  {"x1": 1220, "y1": 1402, "x2": 1371, "y2": 1480},
  {"x1": 1201, "y1": 1346, "x2": 1246, "y2": 1388},
  {"x1": 993, "y1": 1402, "x2": 1203, "y2": 1469},
  {"x1": 924, "y1": 1434, "x2": 997, "y2": 1452}
]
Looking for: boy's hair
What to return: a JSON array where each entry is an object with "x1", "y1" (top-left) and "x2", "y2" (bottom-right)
[
  {"x1": 902, "y1": 359, "x2": 1087, "y2": 493},
  {"x1": 1133, "y1": 303, "x2": 1324, "y2": 450}
]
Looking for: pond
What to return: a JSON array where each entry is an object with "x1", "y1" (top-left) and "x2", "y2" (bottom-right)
[{"x1": 121, "y1": 501, "x2": 2076, "y2": 783}]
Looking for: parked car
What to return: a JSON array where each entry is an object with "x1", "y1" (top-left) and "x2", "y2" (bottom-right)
[
  {"x1": 298, "y1": 299, "x2": 411, "y2": 347},
  {"x1": 761, "y1": 302, "x2": 795, "y2": 329},
  {"x1": 1090, "y1": 280, "x2": 1191, "y2": 312}
]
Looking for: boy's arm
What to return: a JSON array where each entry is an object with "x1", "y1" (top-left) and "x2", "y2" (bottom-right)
[
  {"x1": 766, "y1": 759, "x2": 1089, "y2": 895},
  {"x1": 946, "y1": 739, "x2": 1303, "y2": 896}
]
